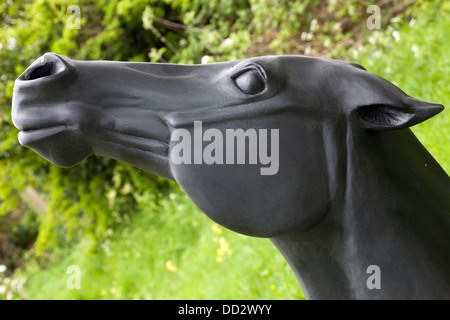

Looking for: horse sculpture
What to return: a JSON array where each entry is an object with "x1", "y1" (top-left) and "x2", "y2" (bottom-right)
[{"x1": 11, "y1": 53, "x2": 450, "y2": 299}]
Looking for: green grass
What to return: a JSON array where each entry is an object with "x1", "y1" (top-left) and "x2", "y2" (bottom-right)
[
  {"x1": 21, "y1": 188, "x2": 303, "y2": 299},
  {"x1": 10, "y1": 1, "x2": 450, "y2": 300}
]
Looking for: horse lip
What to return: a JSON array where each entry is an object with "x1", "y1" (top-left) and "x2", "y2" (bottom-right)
[
  {"x1": 12, "y1": 115, "x2": 63, "y2": 132},
  {"x1": 18, "y1": 125, "x2": 68, "y2": 146}
]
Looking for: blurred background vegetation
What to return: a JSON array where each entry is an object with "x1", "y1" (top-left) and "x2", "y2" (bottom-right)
[{"x1": 0, "y1": 0, "x2": 448, "y2": 299}]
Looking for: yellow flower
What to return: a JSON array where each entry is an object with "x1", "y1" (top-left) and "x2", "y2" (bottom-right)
[
  {"x1": 216, "y1": 256, "x2": 223, "y2": 263},
  {"x1": 165, "y1": 260, "x2": 178, "y2": 273},
  {"x1": 220, "y1": 241, "x2": 229, "y2": 252},
  {"x1": 211, "y1": 224, "x2": 223, "y2": 235},
  {"x1": 214, "y1": 236, "x2": 231, "y2": 260},
  {"x1": 270, "y1": 284, "x2": 276, "y2": 291}
]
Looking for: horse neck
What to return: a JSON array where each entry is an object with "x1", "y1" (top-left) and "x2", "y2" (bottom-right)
[{"x1": 272, "y1": 127, "x2": 450, "y2": 299}]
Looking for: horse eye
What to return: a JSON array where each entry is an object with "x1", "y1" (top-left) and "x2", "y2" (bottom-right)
[{"x1": 230, "y1": 65, "x2": 267, "y2": 95}]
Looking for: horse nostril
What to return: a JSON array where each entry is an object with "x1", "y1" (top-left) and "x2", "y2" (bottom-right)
[
  {"x1": 20, "y1": 54, "x2": 67, "y2": 81},
  {"x1": 26, "y1": 62, "x2": 56, "y2": 80}
]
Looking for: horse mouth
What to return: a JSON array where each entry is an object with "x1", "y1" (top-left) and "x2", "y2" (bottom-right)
[
  {"x1": 18, "y1": 124, "x2": 68, "y2": 146},
  {"x1": 18, "y1": 125, "x2": 169, "y2": 157}
]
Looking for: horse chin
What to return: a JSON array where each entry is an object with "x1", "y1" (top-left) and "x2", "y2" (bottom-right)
[{"x1": 18, "y1": 127, "x2": 92, "y2": 167}]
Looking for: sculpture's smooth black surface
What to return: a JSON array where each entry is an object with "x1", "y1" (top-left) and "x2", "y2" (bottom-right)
[{"x1": 11, "y1": 53, "x2": 450, "y2": 299}]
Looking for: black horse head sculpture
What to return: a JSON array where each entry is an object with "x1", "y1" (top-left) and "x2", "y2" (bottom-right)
[{"x1": 12, "y1": 53, "x2": 450, "y2": 299}]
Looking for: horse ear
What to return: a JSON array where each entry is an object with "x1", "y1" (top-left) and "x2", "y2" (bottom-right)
[{"x1": 357, "y1": 99, "x2": 444, "y2": 130}]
